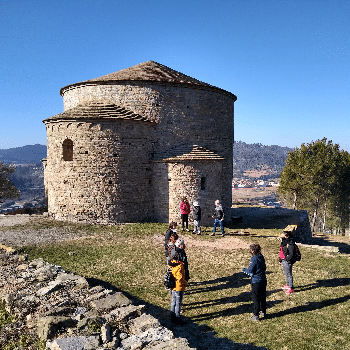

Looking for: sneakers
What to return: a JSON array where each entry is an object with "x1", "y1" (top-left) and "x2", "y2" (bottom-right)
[
  {"x1": 285, "y1": 287, "x2": 294, "y2": 294},
  {"x1": 259, "y1": 312, "x2": 267, "y2": 319},
  {"x1": 281, "y1": 285, "x2": 289, "y2": 290},
  {"x1": 210, "y1": 233, "x2": 216, "y2": 236},
  {"x1": 192, "y1": 231, "x2": 196, "y2": 234},
  {"x1": 249, "y1": 315, "x2": 260, "y2": 321},
  {"x1": 197, "y1": 232, "x2": 202, "y2": 235}
]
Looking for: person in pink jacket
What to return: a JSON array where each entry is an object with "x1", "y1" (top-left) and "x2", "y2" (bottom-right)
[{"x1": 180, "y1": 197, "x2": 190, "y2": 231}]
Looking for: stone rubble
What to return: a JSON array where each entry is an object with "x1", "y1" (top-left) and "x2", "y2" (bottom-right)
[{"x1": 0, "y1": 248, "x2": 195, "y2": 350}]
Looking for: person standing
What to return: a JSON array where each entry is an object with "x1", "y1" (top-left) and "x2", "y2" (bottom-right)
[
  {"x1": 169, "y1": 252, "x2": 188, "y2": 325},
  {"x1": 279, "y1": 231, "x2": 296, "y2": 294},
  {"x1": 174, "y1": 238, "x2": 190, "y2": 281},
  {"x1": 164, "y1": 222, "x2": 178, "y2": 265},
  {"x1": 192, "y1": 201, "x2": 202, "y2": 235},
  {"x1": 243, "y1": 243, "x2": 267, "y2": 321},
  {"x1": 180, "y1": 197, "x2": 190, "y2": 231},
  {"x1": 211, "y1": 199, "x2": 225, "y2": 236}
]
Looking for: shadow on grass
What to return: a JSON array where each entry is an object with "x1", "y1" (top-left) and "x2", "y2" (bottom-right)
[
  {"x1": 298, "y1": 277, "x2": 350, "y2": 291},
  {"x1": 85, "y1": 276, "x2": 267, "y2": 350},
  {"x1": 267, "y1": 295, "x2": 350, "y2": 319},
  {"x1": 187, "y1": 272, "x2": 251, "y2": 295},
  {"x1": 310, "y1": 236, "x2": 350, "y2": 254}
]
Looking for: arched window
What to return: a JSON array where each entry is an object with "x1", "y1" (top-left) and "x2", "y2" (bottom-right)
[{"x1": 62, "y1": 139, "x2": 73, "y2": 161}]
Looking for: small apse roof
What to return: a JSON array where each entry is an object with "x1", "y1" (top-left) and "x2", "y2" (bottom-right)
[
  {"x1": 60, "y1": 61, "x2": 237, "y2": 100},
  {"x1": 159, "y1": 145, "x2": 225, "y2": 162}
]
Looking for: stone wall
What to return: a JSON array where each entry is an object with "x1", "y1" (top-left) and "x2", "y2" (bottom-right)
[
  {"x1": 44, "y1": 119, "x2": 155, "y2": 224},
  {"x1": 46, "y1": 80, "x2": 235, "y2": 225}
]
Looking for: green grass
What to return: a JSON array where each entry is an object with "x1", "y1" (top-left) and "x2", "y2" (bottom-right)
[{"x1": 6, "y1": 219, "x2": 350, "y2": 350}]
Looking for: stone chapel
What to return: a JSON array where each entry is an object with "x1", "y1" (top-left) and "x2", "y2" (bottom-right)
[{"x1": 42, "y1": 61, "x2": 237, "y2": 225}]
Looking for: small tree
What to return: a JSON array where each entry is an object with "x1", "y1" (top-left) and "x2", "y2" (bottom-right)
[{"x1": 0, "y1": 161, "x2": 20, "y2": 201}]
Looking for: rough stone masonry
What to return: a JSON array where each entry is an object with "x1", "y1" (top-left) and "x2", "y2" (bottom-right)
[
  {"x1": 42, "y1": 61, "x2": 237, "y2": 226},
  {"x1": 0, "y1": 248, "x2": 195, "y2": 350}
]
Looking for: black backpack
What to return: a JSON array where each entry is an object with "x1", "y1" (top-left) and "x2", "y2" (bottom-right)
[
  {"x1": 294, "y1": 244, "x2": 301, "y2": 262},
  {"x1": 164, "y1": 268, "x2": 175, "y2": 289}
]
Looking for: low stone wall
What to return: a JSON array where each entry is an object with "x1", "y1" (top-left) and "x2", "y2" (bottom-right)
[
  {"x1": 230, "y1": 207, "x2": 313, "y2": 243},
  {"x1": 0, "y1": 249, "x2": 195, "y2": 350}
]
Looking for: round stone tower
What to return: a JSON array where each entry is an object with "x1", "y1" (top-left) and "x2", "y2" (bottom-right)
[{"x1": 43, "y1": 61, "x2": 237, "y2": 225}]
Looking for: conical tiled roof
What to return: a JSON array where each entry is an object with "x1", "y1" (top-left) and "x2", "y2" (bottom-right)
[
  {"x1": 43, "y1": 101, "x2": 155, "y2": 123},
  {"x1": 158, "y1": 145, "x2": 225, "y2": 162},
  {"x1": 60, "y1": 61, "x2": 237, "y2": 100}
]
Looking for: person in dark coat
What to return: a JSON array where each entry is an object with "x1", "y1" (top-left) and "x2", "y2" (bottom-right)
[
  {"x1": 164, "y1": 221, "x2": 178, "y2": 265},
  {"x1": 243, "y1": 243, "x2": 267, "y2": 321},
  {"x1": 279, "y1": 231, "x2": 296, "y2": 294},
  {"x1": 192, "y1": 201, "x2": 202, "y2": 235}
]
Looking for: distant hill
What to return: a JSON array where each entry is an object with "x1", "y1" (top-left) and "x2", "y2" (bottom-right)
[
  {"x1": 0, "y1": 144, "x2": 47, "y2": 164},
  {"x1": 233, "y1": 141, "x2": 293, "y2": 178},
  {"x1": 0, "y1": 142, "x2": 292, "y2": 198}
]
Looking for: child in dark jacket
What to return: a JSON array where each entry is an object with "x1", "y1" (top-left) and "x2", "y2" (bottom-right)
[{"x1": 243, "y1": 243, "x2": 267, "y2": 321}]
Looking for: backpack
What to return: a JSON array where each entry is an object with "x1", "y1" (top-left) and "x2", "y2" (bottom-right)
[
  {"x1": 164, "y1": 268, "x2": 175, "y2": 289},
  {"x1": 294, "y1": 244, "x2": 301, "y2": 262}
]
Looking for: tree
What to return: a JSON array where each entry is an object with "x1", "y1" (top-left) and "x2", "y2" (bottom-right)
[
  {"x1": 0, "y1": 161, "x2": 20, "y2": 201},
  {"x1": 278, "y1": 138, "x2": 350, "y2": 234},
  {"x1": 278, "y1": 145, "x2": 313, "y2": 210}
]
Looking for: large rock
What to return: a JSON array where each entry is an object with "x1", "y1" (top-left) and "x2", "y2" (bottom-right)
[
  {"x1": 127, "y1": 313, "x2": 161, "y2": 335},
  {"x1": 47, "y1": 335, "x2": 100, "y2": 350},
  {"x1": 90, "y1": 292, "x2": 131, "y2": 311},
  {"x1": 37, "y1": 316, "x2": 77, "y2": 340},
  {"x1": 144, "y1": 338, "x2": 196, "y2": 350},
  {"x1": 55, "y1": 272, "x2": 89, "y2": 287},
  {"x1": 120, "y1": 327, "x2": 174, "y2": 350},
  {"x1": 106, "y1": 304, "x2": 145, "y2": 323}
]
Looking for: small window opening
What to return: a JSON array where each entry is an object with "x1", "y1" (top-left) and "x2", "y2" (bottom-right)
[
  {"x1": 201, "y1": 177, "x2": 206, "y2": 190},
  {"x1": 85, "y1": 151, "x2": 88, "y2": 154},
  {"x1": 109, "y1": 180, "x2": 113, "y2": 185},
  {"x1": 62, "y1": 139, "x2": 73, "y2": 161}
]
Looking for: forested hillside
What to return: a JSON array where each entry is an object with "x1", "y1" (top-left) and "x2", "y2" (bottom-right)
[{"x1": 233, "y1": 141, "x2": 293, "y2": 177}]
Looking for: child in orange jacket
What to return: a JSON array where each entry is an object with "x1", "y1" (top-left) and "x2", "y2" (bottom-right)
[{"x1": 169, "y1": 252, "x2": 188, "y2": 324}]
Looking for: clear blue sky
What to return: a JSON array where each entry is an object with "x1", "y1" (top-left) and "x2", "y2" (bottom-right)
[{"x1": 1, "y1": 0, "x2": 349, "y2": 151}]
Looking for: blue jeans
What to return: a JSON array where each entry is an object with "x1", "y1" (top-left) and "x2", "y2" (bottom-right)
[
  {"x1": 213, "y1": 219, "x2": 225, "y2": 235},
  {"x1": 170, "y1": 290, "x2": 184, "y2": 317},
  {"x1": 282, "y1": 259, "x2": 293, "y2": 288}
]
